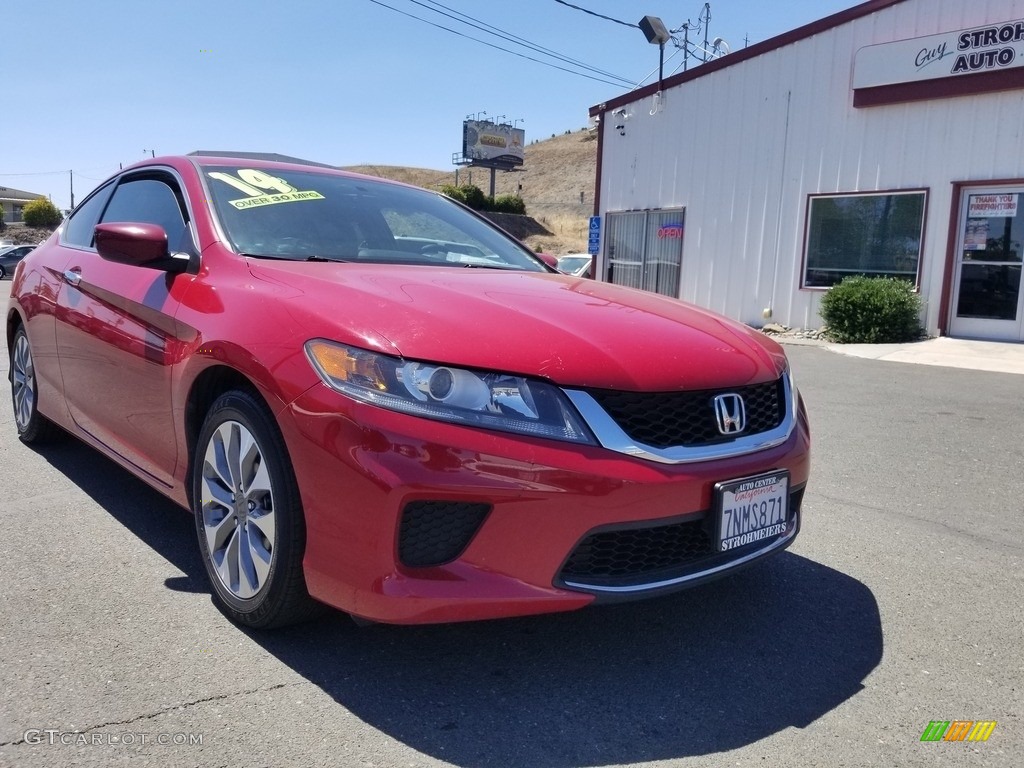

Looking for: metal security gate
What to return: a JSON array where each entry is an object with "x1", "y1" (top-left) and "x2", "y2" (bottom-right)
[{"x1": 603, "y1": 208, "x2": 685, "y2": 297}]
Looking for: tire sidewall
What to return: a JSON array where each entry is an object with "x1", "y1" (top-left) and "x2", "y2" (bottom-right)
[
  {"x1": 192, "y1": 390, "x2": 305, "y2": 626},
  {"x1": 12, "y1": 326, "x2": 45, "y2": 442}
]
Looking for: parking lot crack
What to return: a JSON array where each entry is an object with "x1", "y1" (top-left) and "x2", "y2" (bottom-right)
[{"x1": 0, "y1": 682, "x2": 310, "y2": 746}]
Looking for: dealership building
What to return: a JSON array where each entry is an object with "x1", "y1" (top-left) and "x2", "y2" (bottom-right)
[{"x1": 590, "y1": 0, "x2": 1024, "y2": 342}]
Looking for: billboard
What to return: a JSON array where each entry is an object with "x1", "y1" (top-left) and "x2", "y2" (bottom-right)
[{"x1": 461, "y1": 120, "x2": 525, "y2": 168}]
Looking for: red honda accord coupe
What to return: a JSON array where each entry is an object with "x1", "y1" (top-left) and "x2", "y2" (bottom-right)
[{"x1": 6, "y1": 154, "x2": 810, "y2": 627}]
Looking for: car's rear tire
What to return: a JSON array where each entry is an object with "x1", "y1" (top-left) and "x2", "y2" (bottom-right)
[
  {"x1": 192, "y1": 389, "x2": 319, "y2": 628},
  {"x1": 10, "y1": 326, "x2": 62, "y2": 444}
]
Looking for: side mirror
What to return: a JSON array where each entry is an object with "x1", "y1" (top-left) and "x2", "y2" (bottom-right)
[{"x1": 94, "y1": 222, "x2": 190, "y2": 273}]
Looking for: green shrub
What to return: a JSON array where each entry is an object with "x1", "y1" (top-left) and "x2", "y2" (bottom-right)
[
  {"x1": 491, "y1": 194, "x2": 526, "y2": 214},
  {"x1": 460, "y1": 184, "x2": 488, "y2": 211},
  {"x1": 440, "y1": 184, "x2": 466, "y2": 204},
  {"x1": 22, "y1": 198, "x2": 63, "y2": 228},
  {"x1": 440, "y1": 184, "x2": 488, "y2": 211},
  {"x1": 819, "y1": 275, "x2": 923, "y2": 343},
  {"x1": 441, "y1": 186, "x2": 525, "y2": 214}
]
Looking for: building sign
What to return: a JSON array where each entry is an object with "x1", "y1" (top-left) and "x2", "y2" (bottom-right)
[
  {"x1": 657, "y1": 223, "x2": 684, "y2": 239},
  {"x1": 968, "y1": 193, "x2": 1018, "y2": 218},
  {"x1": 853, "y1": 19, "x2": 1024, "y2": 89},
  {"x1": 588, "y1": 216, "x2": 601, "y2": 255}
]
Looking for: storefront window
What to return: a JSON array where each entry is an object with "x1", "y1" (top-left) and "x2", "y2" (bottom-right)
[
  {"x1": 604, "y1": 208, "x2": 684, "y2": 297},
  {"x1": 803, "y1": 191, "x2": 926, "y2": 288}
]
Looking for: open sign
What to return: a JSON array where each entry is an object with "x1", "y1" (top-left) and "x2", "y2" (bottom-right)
[{"x1": 658, "y1": 224, "x2": 684, "y2": 239}]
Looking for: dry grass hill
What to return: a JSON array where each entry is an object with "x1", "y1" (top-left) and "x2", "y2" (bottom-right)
[{"x1": 343, "y1": 127, "x2": 598, "y2": 255}]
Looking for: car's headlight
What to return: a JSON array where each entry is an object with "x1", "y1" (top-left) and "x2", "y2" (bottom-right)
[{"x1": 304, "y1": 340, "x2": 596, "y2": 445}]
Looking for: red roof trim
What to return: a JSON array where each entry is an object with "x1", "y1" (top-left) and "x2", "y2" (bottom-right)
[{"x1": 853, "y1": 67, "x2": 1024, "y2": 107}]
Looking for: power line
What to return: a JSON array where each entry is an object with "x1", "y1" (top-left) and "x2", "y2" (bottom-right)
[
  {"x1": 414, "y1": 0, "x2": 632, "y2": 84},
  {"x1": 365, "y1": 0, "x2": 630, "y2": 87},
  {"x1": 552, "y1": 0, "x2": 637, "y2": 29},
  {"x1": 0, "y1": 170, "x2": 71, "y2": 177}
]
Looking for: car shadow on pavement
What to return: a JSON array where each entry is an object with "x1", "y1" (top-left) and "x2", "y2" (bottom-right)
[{"x1": 37, "y1": 440, "x2": 882, "y2": 768}]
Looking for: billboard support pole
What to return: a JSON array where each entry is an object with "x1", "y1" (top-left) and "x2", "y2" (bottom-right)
[{"x1": 489, "y1": 168, "x2": 496, "y2": 199}]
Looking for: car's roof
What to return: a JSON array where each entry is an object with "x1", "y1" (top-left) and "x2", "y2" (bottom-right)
[
  {"x1": 122, "y1": 153, "x2": 422, "y2": 193},
  {"x1": 187, "y1": 151, "x2": 338, "y2": 169}
]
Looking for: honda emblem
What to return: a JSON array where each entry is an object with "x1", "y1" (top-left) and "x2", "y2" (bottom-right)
[{"x1": 713, "y1": 393, "x2": 746, "y2": 435}]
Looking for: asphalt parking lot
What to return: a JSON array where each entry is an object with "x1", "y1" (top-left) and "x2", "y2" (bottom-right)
[{"x1": 1, "y1": 280, "x2": 1021, "y2": 768}]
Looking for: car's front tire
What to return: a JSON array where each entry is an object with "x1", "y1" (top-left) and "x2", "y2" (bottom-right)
[
  {"x1": 10, "y1": 326, "x2": 62, "y2": 444},
  {"x1": 193, "y1": 389, "x2": 319, "y2": 628}
]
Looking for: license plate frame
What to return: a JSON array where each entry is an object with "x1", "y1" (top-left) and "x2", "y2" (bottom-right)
[{"x1": 714, "y1": 470, "x2": 790, "y2": 552}]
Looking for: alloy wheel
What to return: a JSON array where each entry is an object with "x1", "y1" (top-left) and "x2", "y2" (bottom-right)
[
  {"x1": 200, "y1": 420, "x2": 277, "y2": 600},
  {"x1": 12, "y1": 333, "x2": 36, "y2": 433}
]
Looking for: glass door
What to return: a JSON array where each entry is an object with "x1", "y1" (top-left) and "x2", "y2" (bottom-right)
[
  {"x1": 604, "y1": 208, "x2": 685, "y2": 298},
  {"x1": 949, "y1": 187, "x2": 1024, "y2": 341}
]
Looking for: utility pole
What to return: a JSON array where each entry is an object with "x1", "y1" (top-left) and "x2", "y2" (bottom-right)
[
  {"x1": 69, "y1": 170, "x2": 74, "y2": 209},
  {"x1": 683, "y1": 23, "x2": 690, "y2": 71},
  {"x1": 703, "y1": 3, "x2": 710, "y2": 63}
]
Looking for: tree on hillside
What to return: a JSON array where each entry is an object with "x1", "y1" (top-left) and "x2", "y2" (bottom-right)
[{"x1": 22, "y1": 198, "x2": 63, "y2": 228}]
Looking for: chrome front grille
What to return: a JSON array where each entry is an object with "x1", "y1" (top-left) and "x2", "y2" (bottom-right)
[
  {"x1": 563, "y1": 373, "x2": 796, "y2": 465},
  {"x1": 585, "y1": 378, "x2": 785, "y2": 449}
]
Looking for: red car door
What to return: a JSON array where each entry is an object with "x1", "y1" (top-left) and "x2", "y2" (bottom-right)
[{"x1": 54, "y1": 173, "x2": 195, "y2": 487}]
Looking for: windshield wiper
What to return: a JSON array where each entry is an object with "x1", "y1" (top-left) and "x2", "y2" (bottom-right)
[
  {"x1": 459, "y1": 262, "x2": 524, "y2": 270},
  {"x1": 304, "y1": 255, "x2": 349, "y2": 263},
  {"x1": 237, "y1": 252, "x2": 348, "y2": 263},
  {"x1": 238, "y1": 251, "x2": 293, "y2": 261}
]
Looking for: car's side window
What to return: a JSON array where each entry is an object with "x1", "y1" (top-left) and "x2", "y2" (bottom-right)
[
  {"x1": 100, "y1": 177, "x2": 191, "y2": 252},
  {"x1": 63, "y1": 181, "x2": 116, "y2": 249}
]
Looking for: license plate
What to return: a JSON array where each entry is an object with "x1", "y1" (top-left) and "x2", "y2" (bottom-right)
[{"x1": 714, "y1": 471, "x2": 790, "y2": 552}]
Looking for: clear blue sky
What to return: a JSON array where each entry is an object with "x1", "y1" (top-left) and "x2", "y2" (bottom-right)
[{"x1": 4, "y1": 0, "x2": 854, "y2": 211}]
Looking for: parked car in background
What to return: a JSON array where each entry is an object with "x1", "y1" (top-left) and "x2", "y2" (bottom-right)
[
  {"x1": 0, "y1": 244, "x2": 36, "y2": 279},
  {"x1": 7, "y1": 154, "x2": 809, "y2": 628},
  {"x1": 557, "y1": 252, "x2": 593, "y2": 278}
]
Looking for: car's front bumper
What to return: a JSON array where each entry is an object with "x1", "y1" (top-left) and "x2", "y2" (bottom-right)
[{"x1": 279, "y1": 383, "x2": 811, "y2": 624}]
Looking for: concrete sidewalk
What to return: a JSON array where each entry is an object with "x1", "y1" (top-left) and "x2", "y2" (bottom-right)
[{"x1": 780, "y1": 335, "x2": 1024, "y2": 376}]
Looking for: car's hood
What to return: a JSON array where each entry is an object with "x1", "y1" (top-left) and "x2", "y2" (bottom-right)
[{"x1": 247, "y1": 261, "x2": 785, "y2": 391}]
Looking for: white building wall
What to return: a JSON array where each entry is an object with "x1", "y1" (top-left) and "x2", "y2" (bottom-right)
[{"x1": 598, "y1": 0, "x2": 1024, "y2": 333}]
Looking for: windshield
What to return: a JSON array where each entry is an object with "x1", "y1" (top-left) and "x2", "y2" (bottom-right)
[
  {"x1": 202, "y1": 165, "x2": 546, "y2": 270},
  {"x1": 557, "y1": 255, "x2": 591, "y2": 272}
]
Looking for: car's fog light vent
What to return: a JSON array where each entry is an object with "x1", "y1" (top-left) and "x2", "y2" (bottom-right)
[
  {"x1": 562, "y1": 519, "x2": 712, "y2": 580},
  {"x1": 399, "y1": 501, "x2": 491, "y2": 568}
]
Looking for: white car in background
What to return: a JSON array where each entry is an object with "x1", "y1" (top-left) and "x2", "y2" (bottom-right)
[{"x1": 557, "y1": 253, "x2": 593, "y2": 278}]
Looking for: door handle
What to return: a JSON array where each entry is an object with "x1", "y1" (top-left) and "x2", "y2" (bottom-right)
[{"x1": 62, "y1": 268, "x2": 82, "y2": 287}]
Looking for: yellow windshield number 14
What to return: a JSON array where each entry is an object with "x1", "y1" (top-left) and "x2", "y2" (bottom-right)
[{"x1": 209, "y1": 169, "x2": 324, "y2": 210}]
